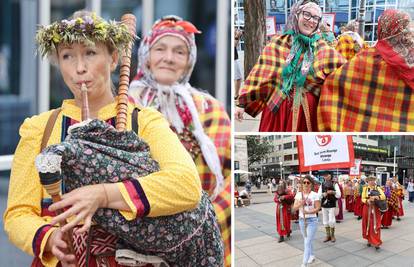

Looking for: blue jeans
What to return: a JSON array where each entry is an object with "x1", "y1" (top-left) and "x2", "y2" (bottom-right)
[{"x1": 299, "y1": 217, "x2": 318, "y2": 265}]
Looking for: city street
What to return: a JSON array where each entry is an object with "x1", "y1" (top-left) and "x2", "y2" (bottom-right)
[{"x1": 235, "y1": 191, "x2": 414, "y2": 267}]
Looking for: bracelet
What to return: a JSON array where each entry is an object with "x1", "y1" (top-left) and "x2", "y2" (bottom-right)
[{"x1": 101, "y1": 184, "x2": 109, "y2": 208}]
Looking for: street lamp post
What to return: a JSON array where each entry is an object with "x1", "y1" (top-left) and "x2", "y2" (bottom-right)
[
  {"x1": 393, "y1": 146, "x2": 397, "y2": 177},
  {"x1": 279, "y1": 161, "x2": 283, "y2": 180}
]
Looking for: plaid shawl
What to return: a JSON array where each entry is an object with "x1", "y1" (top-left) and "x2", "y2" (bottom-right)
[
  {"x1": 317, "y1": 46, "x2": 414, "y2": 131},
  {"x1": 238, "y1": 34, "x2": 345, "y2": 118},
  {"x1": 335, "y1": 34, "x2": 366, "y2": 60}
]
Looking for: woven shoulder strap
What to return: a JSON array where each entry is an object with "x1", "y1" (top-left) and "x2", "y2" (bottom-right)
[
  {"x1": 40, "y1": 106, "x2": 140, "y2": 152},
  {"x1": 40, "y1": 108, "x2": 62, "y2": 152}
]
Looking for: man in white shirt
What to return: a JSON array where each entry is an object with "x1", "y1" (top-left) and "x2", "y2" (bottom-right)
[{"x1": 318, "y1": 172, "x2": 341, "y2": 242}]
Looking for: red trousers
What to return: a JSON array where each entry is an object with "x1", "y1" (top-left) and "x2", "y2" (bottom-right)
[{"x1": 362, "y1": 204, "x2": 382, "y2": 247}]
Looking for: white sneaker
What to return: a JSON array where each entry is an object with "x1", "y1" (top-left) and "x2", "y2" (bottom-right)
[
  {"x1": 301, "y1": 264, "x2": 307, "y2": 267},
  {"x1": 307, "y1": 255, "x2": 315, "y2": 264}
]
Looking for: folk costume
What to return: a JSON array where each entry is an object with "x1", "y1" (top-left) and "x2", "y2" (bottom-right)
[
  {"x1": 317, "y1": 177, "x2": 341, "y2": 242},
  {"x1": 318, "y1": 9, "x2": 414, "y2": 131},
  {"x1": 381, "y1": 184, "x2": 397, "y2": 228},
  {"x1": 335, "y1": 183, "x2": 344, "y2": 222},
  {"x1": 393, "y1": 181, "x2": 405, "y2": 219},
  {"x1": 237, "y1": 0, "x2": 345, "y2": 132},
  {"x1": 354, "y1": 181, "x2": 364, "y2": 219},
  {"x1": 335, "y1": 20, "x2": 367, "y2": 60},
  {"x1": 128, "y1": 16, "x2": 230, "y2": 266},
  {"x1": 361, "y1": 178, "x2": 386, "y2": 248},
  {"x1": 4, "y1": 13, "x2": 223, "y2": 267},
  {"x1": 344, "y1": 182, "x2": 354, "y2": 212},
  {"x1": 273, "y1": 186, "x2": 294, "y2": 242}
]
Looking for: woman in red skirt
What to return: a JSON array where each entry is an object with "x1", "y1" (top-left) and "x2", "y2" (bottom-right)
[
  {"x1": 274, "y1": 181, "x2": 295, "y2": 242},
  {"x1": 362, "y1": 176, "x2": 386, "y2": 250}
]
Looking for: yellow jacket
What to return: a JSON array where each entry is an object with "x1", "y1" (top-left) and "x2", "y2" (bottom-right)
[
  {"x1": 3, "y1": 99, "x2": 201, "y2": 266},
  {"x1": 361, "y1": 185, "x2": 386, "y2": 204}
]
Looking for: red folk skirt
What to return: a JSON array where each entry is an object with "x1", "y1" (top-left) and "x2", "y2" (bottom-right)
[
  {"x1": 354, "y1": 196, "x2": 362, "y2": 217},
  {"x1": 393, "y1": 197, "x2": 404, "y2": 217},
  {"x1": 335, "y1": 197, "x2": 344, "y2": 221},
  {"x1": 362, "y1": 204, "x2": 382, "y2": 247},
  {"x1": 381, "y1": 207, "x2": 393, "y2": 227},
  {"x1": 275, "y1": 203, "x2": 291, "y2": 236},
  {"x1": 259, "y1": 92, "x2": 318, "y2": 132},
  {"x1": 345, "y1": 195, "x2": 354, "y2": 212}
]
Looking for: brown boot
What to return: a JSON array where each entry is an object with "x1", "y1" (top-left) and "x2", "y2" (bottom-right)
[
  {"x1": 330, "y1": 227, "x2": 336, "y2": 242},
  {"x1": 323, "y1": 227, "x2": 331, "y2": 242}
]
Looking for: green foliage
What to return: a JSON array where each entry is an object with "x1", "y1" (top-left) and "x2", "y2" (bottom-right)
[{"x1": 246, "y1": 136, "x2": 273, "y2": 167}]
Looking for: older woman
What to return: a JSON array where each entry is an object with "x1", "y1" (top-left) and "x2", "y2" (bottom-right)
[
  {"x1": 128, "y1": 16, "x2": 231, "y2": 266},
  {"x1": 318, "y1": 9, "x2": 414, "y2": 131},
  {"x1": 235, "y1": 0, "x2": 345, "y2": 132},
  {"x1": 4, "y1": 11, "x2": 223, "y2": 267}
]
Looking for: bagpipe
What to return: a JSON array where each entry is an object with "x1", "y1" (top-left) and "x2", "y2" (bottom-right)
[
  {"x1": 35, "y1": 14, "x2": 223, "y2": 267},
  {"x1": 367, "y1": 187, "x2": 387, "y2": 213}
]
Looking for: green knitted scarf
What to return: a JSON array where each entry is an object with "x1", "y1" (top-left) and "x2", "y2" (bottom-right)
[{"x1": 281, "y1": 30, "x2": 320, "y2": 97}]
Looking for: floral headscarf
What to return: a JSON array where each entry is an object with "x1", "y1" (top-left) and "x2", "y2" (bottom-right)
[
  {"x1": 376, "y1": 9, "x2": 414, "y2": 89},
  {"x1": 130, "y1": 16, "x2": 224, "y2": 199},
  {"x1": 136, "y1": 15, "x2": 200, "y2": 86},
  {"x1": 377, "y1": 9, "x2": 411, "y2": 40}
]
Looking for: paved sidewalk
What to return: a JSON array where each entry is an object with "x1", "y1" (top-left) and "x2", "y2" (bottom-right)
[
  {"x1": 235, "y1": 194, "x2": 414, "y2": 267},
  {"x1": 234, "y1": 112, "x2": 261, "y2": 132}
]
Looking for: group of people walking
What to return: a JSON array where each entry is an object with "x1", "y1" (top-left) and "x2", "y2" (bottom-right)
[
  {"x1": 235, "y1": 0, "x2": 414, "y2": 132},
  {"x1": 273, "y1": 173, "x2": 407, "y2": 267}
]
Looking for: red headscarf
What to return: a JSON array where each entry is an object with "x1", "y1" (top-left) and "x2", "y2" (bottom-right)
[{"x1": 375, "y1": 9, "x2": 414, "y2": 89}]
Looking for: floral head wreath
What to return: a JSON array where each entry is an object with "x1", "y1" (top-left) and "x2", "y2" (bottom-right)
[{"x1": 36, "y1": 12, "x2": 136, "y2": 57}]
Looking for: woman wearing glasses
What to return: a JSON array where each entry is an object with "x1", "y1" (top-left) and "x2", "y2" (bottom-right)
[
  {"x1": 235, "y1": 0, "x2": 345, "y2": 132},
  {"x1": 293, "y1": 176, "x2": 321, "y2": 267}
]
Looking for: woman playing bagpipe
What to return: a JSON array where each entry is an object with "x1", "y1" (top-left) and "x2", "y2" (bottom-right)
[
  {"x1": 361, "y1": 176, "x2": 386, "y2": 250},
  {"x1": 273, "y1": 181, "x2": 294, "y2": 243},
  {"x1": 128, "y1": 16, "x2": 231, "y2": 266},
  {"x1": 3, "y1": 11, "x2": 223, "y2": 267}
]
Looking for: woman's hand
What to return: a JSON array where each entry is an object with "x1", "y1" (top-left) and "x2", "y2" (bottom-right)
[
  {"x1": 49, "y1": 184, "x2": 108, "y2": 234},
  {"x1": 46, "y1": 229, "x2": 76, "y2": 267},
  {"x1": 235, "y1": 107, "x2": 245, "y2": 122}
]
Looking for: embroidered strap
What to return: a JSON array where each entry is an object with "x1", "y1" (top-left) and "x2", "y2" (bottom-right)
[
  {"x1": 40, "y1": 108, "x2": 62, "y2": 152},
  {"x1": 41, "y1": 107, "x2": 141, "y2": 152}
]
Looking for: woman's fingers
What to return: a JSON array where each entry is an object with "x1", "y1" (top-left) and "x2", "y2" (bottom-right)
[
  {"x1": 60, "y1": 209, "x2": 89, "y2": 232},
  {"x1": 75, "y1": 215, "x2": 92, "y2": 234},
  {"x1": 50, "y1": 203, "x2": 82, "y2": 226}
]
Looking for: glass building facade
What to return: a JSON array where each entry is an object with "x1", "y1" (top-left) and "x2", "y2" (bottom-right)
[{"x1": 235, "y1": 0, "x2": 412, "y2": 48}]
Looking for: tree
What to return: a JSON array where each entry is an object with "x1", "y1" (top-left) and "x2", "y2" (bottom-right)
[
  {"x1": 243, "y1": 0, "x2": 266, "y2": 78},
  {"x1": 247, "y1": 136, "x2": 273, "y2": 168}
]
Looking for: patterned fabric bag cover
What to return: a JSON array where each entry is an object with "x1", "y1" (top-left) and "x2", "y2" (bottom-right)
[{"x1": 37, "y1": 119, "x2": 223, "y2": 266}]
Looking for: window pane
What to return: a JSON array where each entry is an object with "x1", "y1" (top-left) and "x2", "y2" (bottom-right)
[{"x1": 0, "y1": 0, "x2": 37, "y2": 156}]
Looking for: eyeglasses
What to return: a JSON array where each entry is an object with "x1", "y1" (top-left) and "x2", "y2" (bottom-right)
[
  {"x1": 302, "y1": 11, "x2": 322, "y2": 23},
  {"x1": 303, "y1": 181, "x2": 311, "y2": 185}
]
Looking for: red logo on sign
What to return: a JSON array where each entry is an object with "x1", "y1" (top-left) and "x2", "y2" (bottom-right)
[{"x1": 315, "y1": 135, "x2": 332, "y2": 146}]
